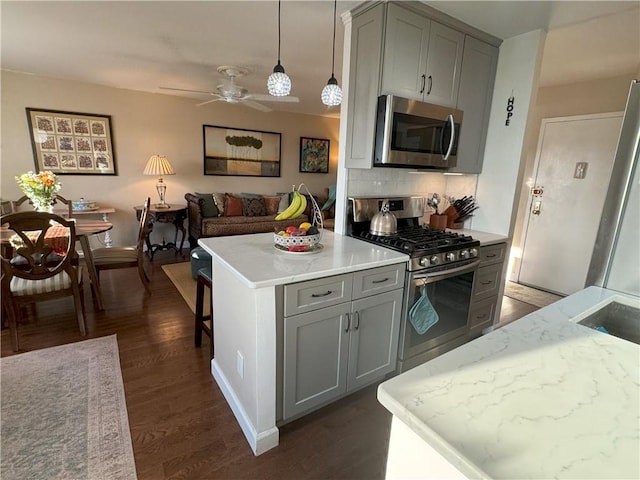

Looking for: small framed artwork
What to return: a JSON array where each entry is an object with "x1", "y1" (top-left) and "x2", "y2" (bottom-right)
[
  {"x1": 299, "y1": 137, "x2": 330, "y2": 174},
  {"x1": 203, "y1": 124, "x2": 281, "y2": 177},
  {"x1": 25, "y1": 108, "x2": 117, "y2": 175}
]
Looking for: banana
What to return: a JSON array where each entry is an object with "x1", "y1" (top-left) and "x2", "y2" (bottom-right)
[
  {"x1": 275, "y1": 191, "x2": 301, "y2": 220},
  {"x1": 290, "y1": 192, "x2": 307, "y2": 219}
]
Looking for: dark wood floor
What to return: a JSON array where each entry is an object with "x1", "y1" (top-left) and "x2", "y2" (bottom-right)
[{"x1": 1, "y1": 252, "x2": 541, "y2": 479}]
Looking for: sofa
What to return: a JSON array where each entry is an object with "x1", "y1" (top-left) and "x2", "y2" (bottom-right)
[{"x1": 185, "y1": 191, "x2": 335, "y2": 249}]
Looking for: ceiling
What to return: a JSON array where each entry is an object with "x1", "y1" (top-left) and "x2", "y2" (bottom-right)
[{"x1": 2, "y1": 1, "x2": 639, "y2": 117}]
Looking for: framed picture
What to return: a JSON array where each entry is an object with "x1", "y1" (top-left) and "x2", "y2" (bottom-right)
[
  {"x1": 25, "y1": 108, "x2": 117, "y2": 175},
  {"x1": 203, "y1": 124, "x2": 281, "y2": 177},
  {"x1": 299, "y1": 137, "x2": 330, "y2": 174}
]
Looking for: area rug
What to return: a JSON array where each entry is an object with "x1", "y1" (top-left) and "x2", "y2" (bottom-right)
[
  {"x1": 162, "y1": 261, "x2": 209, "y2": 316},
  {"x1": 504, "y1": 281, "x2": 563, "y2": 308},
  {"x1": 0, "y1": 335, "x2": 137, "y2": 480}
]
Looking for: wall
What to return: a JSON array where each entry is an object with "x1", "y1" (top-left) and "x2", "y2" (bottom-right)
[
  {"x1": 511, "y1": 73, "x2": 638, "y2": 257},
  {"x1": 470, "y1": 29, "x2": 546, "y2": 237},
  {"x1": 1, "y1": 71, "x2": 339, "y2": 246}
]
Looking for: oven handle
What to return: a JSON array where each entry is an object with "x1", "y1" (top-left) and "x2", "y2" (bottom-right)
[{"x1": 412, "y1": 260, "x2": 480, "y2": 284}]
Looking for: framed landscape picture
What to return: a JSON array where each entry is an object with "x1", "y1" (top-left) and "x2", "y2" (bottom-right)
[
  {"x1": 203, "y1": 125, "x2": 281, "y2": 177},
  {"x1": 25, "y1": 108, "x2": 117, "y2": 175},
  {"x1": 299, "y1": 137, "x2": 330, "y2": 173}
]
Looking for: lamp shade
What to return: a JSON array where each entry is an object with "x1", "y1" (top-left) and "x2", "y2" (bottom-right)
[{"x1": 143, "y1": 155, "x2": 175, "y2": 176}]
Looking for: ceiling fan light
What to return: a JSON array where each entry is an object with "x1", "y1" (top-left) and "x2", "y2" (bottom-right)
[
  {"x1": 321, "y1": 75, "x2": 342, "y2": 106},
  {"x1": 267, "y1": 62, "x2": 291, "y2": 96}
]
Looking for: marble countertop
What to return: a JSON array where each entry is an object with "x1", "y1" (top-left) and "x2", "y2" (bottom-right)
[
  {"x1": 449, "y1": 228, "x2": 509, "y2": 246},
  {"x1": 378, "y1": 286, "x2": 640, "y2": 479},
  {"x1": 199, "y1": 231, "x2": 409, "y2": 289}
]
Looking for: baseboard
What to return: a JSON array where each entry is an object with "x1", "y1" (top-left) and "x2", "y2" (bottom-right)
[{"x1": 211, "y1": 359, "x2": 279, "y2": 456}]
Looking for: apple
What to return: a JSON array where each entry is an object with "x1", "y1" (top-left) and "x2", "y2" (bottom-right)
[{"x1": 286, "y1": 226, "x2": 297, "y2": 234}]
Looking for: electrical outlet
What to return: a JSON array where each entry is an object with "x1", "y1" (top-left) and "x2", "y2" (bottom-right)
[{"x1": 236, "y1": 351, "x2": 244, "y2": 379}]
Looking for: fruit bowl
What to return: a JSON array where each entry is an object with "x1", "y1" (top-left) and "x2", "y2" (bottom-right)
[{"x1": 273, "y1": 231, "x2": 322, "y2": 252}]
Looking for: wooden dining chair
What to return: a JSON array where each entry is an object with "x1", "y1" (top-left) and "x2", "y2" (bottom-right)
[
  {"x1": 12, "y1": 195, "x2": 74, "y2": 217},
  {"x1": 1, "y1": 211, "x2": 85, "y2": 351},
  {"x1": 91, "y1": 197, "x2": 152, "y2": 295}
]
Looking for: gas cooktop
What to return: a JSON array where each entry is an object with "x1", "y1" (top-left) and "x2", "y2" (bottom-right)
[
  {"x1": 354, "y1": 225, "x2": 479, "y2": 256},
  {"x1": 348, "y1": 197, "x2": 480, "y2": 272}
]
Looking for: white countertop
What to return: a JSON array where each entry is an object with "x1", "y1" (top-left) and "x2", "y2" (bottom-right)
[
  {"x1": 378, "y1": 286, "x2": 640, "y2": 479},
  {"x1": 199, "y1": 231, "x2": 409, "y2": 289},
  {"x1": 450, "y1": 228, "x2": 509, "y2": 246}
]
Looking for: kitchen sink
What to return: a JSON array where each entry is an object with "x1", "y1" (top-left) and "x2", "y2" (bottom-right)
[{"x1": 576, "y1": 300, "x2": 640, "y2": 345}]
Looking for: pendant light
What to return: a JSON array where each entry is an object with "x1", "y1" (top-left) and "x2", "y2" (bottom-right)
[
  {"x1": 321, "y1": 0, "x2": 342, "y2": 106},
  {"x1": 267, "y1": 0, "x2": 291, "y2": 96}
]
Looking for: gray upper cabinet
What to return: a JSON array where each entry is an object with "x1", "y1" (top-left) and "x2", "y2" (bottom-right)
[
  {"x1": 381, "y1": 3, "x2": 464, "y2": 107},
  {"x1": 451, "y1": 36, "x2": 499, "y2": 174},
  {"x1": 344, "y1": 3, "x2": 384, "y2": 169}
]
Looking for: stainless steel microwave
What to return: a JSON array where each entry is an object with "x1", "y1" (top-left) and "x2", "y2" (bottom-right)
[{"x1": 373, "y1": 95, "x2": 463, "y2": 170}]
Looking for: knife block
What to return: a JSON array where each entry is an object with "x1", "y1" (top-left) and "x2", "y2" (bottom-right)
[{"x1": 443, "y1": 206, "x2": 463, "y2": 229}]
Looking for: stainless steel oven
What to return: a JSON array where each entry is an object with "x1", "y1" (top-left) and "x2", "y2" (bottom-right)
[
  {"x1": 398, "y1": 259, "x2": 479, "y2": 372},
  {"x1": 348, "y1": 196, "x2": 480, "y2": 373}
]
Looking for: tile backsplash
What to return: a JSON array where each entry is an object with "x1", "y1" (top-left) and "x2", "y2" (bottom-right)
[{"x1": 347, "y1": 168, "x2": 477, "y2": 204}]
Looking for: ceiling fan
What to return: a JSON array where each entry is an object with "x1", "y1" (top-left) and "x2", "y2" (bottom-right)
[{"x1": 160, "y1": 66, "x2": 299, "y2": 112}]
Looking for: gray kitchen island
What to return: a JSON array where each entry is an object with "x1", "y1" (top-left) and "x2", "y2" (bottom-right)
[{"x1": 199, "y1": 230, "x2": 409, "y2": 455}]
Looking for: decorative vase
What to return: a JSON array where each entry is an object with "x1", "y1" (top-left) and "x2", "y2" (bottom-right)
[{"x1": 31, "y1": 198, "x2": 54, "y2": 213}]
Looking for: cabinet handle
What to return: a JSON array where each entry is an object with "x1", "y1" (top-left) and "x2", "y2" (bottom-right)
[
  {"x1": 354, "y1": 311, "x2": 360, "y2": 330},
  {"x1": 485, "y1": 254, "x2": 497, "y2": 258},
  {"x1": 345, "y1": 313, "x2": 351, "y2": 333},
  {"x1": 420, "y1": 74, "x2": 426, "y2": 94},
  {"x1": 372, "y1": 277, "x2": 389, "y2": 284},
  {"x1": 476, "y1": 313, "x2": 488, "y2": 319},
  {"x1": 481, "y1": 280, "x2": 492, "y2": 285},
  {"x1": 311, "y1": 290, "x2": 332, "y2": 298},
  {"x1": 427, "y1": 75, "x2": 433, "y2": 95}
]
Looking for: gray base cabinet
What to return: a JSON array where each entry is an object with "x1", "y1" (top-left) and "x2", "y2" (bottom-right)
[
  {"x1": 468, "y1": 243, "x2": 507, "y2": 336},
  {"x1": 282, "y1": 264, "x2": 404, "y2": 420}
]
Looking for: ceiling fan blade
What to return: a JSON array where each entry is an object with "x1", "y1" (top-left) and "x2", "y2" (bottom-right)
[
  {"x1": 160, "y1": 86, "x2": 213, "y2": 95},
  {"x1": 243, "y1": 101, "x2": 272, "y2": 112},
  {"x1": 196, "y1": 98, "x2": 222, "y2": 107},
  {"x1": 249, "y1": 94, "x2": 300, "y2": 103}
]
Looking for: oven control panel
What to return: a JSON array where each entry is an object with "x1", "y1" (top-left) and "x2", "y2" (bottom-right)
[{"x1": 414, "y1": 248, "x2": 478, "y2": 271}]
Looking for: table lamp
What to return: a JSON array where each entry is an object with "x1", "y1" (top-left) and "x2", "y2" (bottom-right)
[{"x1": 143, "y1": 155, "x2": 175, "y2": 208}]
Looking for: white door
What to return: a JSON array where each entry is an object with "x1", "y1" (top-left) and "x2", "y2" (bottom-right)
[{"x1": 518, "y1": 113, "x2": 622, "y2": 295}]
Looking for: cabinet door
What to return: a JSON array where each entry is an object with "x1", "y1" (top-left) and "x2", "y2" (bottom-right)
[
  {"x1": 381, "y1": 2, "x2": 430, "y2": 100},
  {"x1": 345, "y1": 3, "x2": 384, "y2": 169},
  {"x1": 424, "y1": 21, "x2": 464, "y2": 107},
  {"x1": 347, "y1": 289, "x2": 403, "y2": 391},
  {"x1": 472, "y1": 263, "x2": 502, "y2": 302},
  {"x1": 283, "y1": 303, "x2": 350, "y2": 419},
  {"x1": 451, "y1": 36, "x2": 498, "y2": 173}
]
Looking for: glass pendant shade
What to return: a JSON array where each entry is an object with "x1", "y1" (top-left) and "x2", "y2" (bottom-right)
[
  {"x1": 268, "y1": 1, "x2": 291, "y2": 97},
  {"x1": 267, "y1": 62, "x2": 291, "y2": 96},
  {"x1": 321, "y1": 75, "x2": 342, "y2": 106},
  {"x1": 322, "y1": 0, "x2": 342, "y2": 106}
]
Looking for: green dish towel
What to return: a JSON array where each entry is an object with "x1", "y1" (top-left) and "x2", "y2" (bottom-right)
[{"x1": 408, "y1": 287, "x2": 439, "y2": 335}]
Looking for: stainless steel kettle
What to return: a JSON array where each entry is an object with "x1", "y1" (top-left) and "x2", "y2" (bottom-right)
[{"x1": 370, "y1": 199, "x2": 397, "y2": 236}]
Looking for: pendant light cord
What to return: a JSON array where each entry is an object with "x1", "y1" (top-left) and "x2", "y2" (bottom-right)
[
  {"x1": 331, "y1": 0, "x2": 337, "y2": 76},
  {"x1": 277, "y1": 0, "x2": 282, "y2": 64}
]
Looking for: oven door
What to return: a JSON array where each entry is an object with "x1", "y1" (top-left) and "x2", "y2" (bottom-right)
[{"x1": 399, "y1": 260, "x2": 479, "y2": 362}]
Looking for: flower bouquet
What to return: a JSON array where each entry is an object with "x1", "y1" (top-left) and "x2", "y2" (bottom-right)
[{"x1": 15, "y1": 171, "x2": 61, "y2": 213}]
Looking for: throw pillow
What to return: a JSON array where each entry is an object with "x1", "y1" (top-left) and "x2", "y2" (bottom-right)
[
  {"x1": 195, "y1": 192, "x2": 219, "y2": 217},
  {"x1": 212, "y1": 192, "x2": 226, "y2": 216},
  {"x1": 322, "y1": 184, "x2": 336, "y2": 211},
  {"x1": 240, "y1": 192, "x2": 262, "y2": 198},
  {"x1": 263, "y1": 195, "x2": 281, "y2": 216},
  {"x1": 276, "y1": 193, "x2": 290, "y2": 214},
  {"x1": 242, "y1": 196, "x2": 267, "y2": 217},
  {"x1": 224, "y1": 193, "x2": 244, "y2": 216}
]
